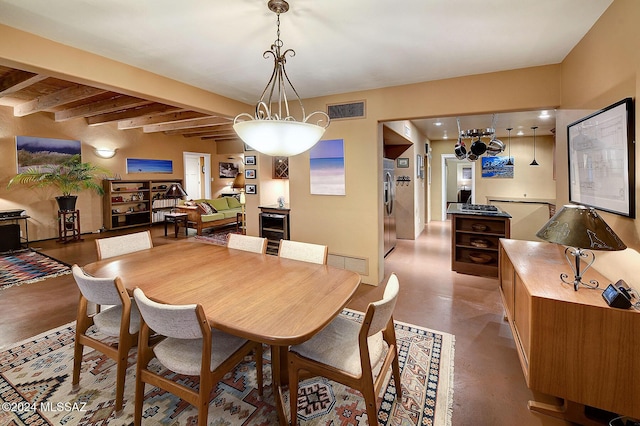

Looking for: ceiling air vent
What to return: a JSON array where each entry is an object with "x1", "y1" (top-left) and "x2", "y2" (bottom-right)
[{"x1": 327, "y1": 101, "x2": 366, "y2": 120}]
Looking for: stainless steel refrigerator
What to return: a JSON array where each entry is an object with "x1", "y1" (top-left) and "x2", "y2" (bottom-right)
[{"x1": 383, "y1": 158, "x2": 396, "y2": 256}]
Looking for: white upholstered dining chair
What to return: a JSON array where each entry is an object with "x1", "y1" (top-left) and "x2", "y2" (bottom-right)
[
  {"x1": 95, "y1": 230, "x2": 153, "y2": 260},
  {"x1": 133, "y1": 288, "x2": 263, "y2": 426},
  {"x1": 226, "y1": 233, "x2": 267, "y2": 254},
  {"x1": 71, "y1": 264, "x2": 140, "y2": 415},
  {"x1": 278, "y1": 239, "x2": 328, "y2": 264},
  {"x1": 288, "y1": 273, "x2": 402, "y2": 426}
]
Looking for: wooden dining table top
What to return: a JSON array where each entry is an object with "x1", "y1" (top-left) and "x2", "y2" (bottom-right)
[{"x1": 81, "y1": 240, "x2": 362, "y2": 346}]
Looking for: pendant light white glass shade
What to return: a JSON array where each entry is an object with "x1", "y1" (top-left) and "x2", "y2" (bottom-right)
[
  {"x1": 233, "y1": 0, "x2": 329, "y2": 157},
  {"x1": 233, "y1": 119, "x2": 326, "y2": 157}
]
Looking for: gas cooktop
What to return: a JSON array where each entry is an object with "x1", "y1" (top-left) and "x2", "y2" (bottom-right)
[{"x1": 460, "y1": 204, "x2": 499, "y2": 212}]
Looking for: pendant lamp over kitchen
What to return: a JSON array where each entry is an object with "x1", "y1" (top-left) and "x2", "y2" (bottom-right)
[
  {"x1": 506, "y1": 128, "x2": 514, "y2": 166},
  {"x1": 530, "y1": 126, "x2": 539, "y2": 166}
]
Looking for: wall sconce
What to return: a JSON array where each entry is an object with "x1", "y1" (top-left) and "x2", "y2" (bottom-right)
[{"x1": 94, "y1": 148, "x2": 117, "y2": 158}]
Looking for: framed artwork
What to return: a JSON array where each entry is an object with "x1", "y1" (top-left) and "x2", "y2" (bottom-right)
[
  {"x1": 16, "y1": 136, "x2": 81, "y2": 173},
  {"x1": 126, "y1": 158, "x2": 173, "y2": 173},
  {"x1": 244, "y1": 143, "x2": 255, "y2": 152},
  {"x1": 245, "y1": 184, "x2": 257, "y2": 194},
  {"x1": 245, "y1": 155, "x2": 256, "y2": 166},
  {"x1": 481, "y1": 156, "x2": 514, "y2": 178},
  {"x1": 462, "y1": 167, "x2": 472, "y2": 180},
  {"x1": 397, "y1": 158, "x2": 409, "y2": 168},
  {"x1": 219, "y1": 162, "x2": 239, "y2": 178},
  {"x1": 310, "y1": 139, "x2": 345, "y2": 195},
  {"x1": 567, "y1": 98, "x2": 635, "y2": 217},
  {"x1": 245, "y1": 169, "x2": 256, "y2": 179}
]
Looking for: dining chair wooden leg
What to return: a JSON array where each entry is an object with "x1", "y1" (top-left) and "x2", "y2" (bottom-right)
[
  {"x1": 197, "y1": 377, "x2": 212, "y2": 426},
  {"x1": 114, "y1": 342, "x2": 131, "y2": 414},
  {"x1": 362, "y1": 384, "x2": 380, "y2": 426},
  {"x1": 72, "y1": 297, "x2": 91, "y2": 392},
  {"x1": 288, "y1": 361, "x2": 300, "y2": 426}
]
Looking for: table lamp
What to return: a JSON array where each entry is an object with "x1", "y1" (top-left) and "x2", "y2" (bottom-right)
[
  {"x1": 536, "y1": 204, "x2": 626, "y2": 291},
  {"x1": 165, "y1": 183, "x2": 187, "y2": 212}
]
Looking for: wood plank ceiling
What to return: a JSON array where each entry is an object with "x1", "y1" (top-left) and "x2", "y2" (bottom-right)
[{"x1": 0, "y1": 65, "x2": 238, "y2": 143}]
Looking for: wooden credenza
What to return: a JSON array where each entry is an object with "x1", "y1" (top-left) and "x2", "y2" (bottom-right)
[{"x1": 499, "y1": 239, "x2": 640, "y2": 424}]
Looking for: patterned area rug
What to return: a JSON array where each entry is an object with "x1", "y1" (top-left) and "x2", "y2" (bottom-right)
[
  {"x1": 194, "y1": 226, "x2": 240, "y2": 246},
  {"x1": 0, "y1": 250, "x2": 71, "y2": 290},
  {"x1": 0, "y1": 309, "x2": 454, "y2": 426}
]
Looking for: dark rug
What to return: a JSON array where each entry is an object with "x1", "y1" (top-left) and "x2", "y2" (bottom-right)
[
  {"x1": 0, "y1": 309, "x2": 454, "y2": 425},
  {"x1": 194, "y1": 225, "x2": 240, "y2": 246},
  {"x1": 0, "y1": 250, "x2": 71, "y2": 290}
]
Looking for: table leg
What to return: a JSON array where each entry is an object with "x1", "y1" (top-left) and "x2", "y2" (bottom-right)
[
  {"x1": 164, "y1": 219, "x2": 169, "y2": 236},
  {"x1": 271, "y1": 345, "x2": 289, "y2": 426},
  {"x1": 173, "y1": 220, "x2": 179, "y2": 238}
]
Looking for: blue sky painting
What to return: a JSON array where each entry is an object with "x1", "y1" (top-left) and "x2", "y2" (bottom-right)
[
  {"x1": 310, "y1": 139, "x2": 345, "y2": 195},
  {"x1": 126, "y1": 158, "x2": 173, "y2": 174}
]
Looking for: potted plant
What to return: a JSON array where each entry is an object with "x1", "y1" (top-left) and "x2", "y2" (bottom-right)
[{"x1": 8, "y1": 154, "x2": 110, "y2": 211}]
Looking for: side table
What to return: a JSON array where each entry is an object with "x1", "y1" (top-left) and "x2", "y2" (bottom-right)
[
  {"x1": 164, "y1": 212, "x2": 188, "y2": 238},
  {"x1": 58, "y1": 210, "x2": 83, "y2": 243}
]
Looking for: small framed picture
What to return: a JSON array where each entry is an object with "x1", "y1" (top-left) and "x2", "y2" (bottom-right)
[
  {"x1": 245, "y1": 155, "x2": 256, "y2": 166},
  {"x1": 397, "y1": 158, "x2": 409, "y2": 168},
  {"x1": 245, "y1": 184, "x2": 257, "y2": 194},
  {"x1": 245, "y1": 169, "x2": 256, "y2": 179},
  {"x1": 244, "y1": 143, "x2": 254, "y2": 151}
]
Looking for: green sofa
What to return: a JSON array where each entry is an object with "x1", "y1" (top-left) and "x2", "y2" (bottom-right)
[{"x1": 176, "y1": 196, "x2": 242, "y2": 235}]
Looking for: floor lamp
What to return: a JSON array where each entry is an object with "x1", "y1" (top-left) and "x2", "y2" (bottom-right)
[{"x1": 232, "y1": 173, "x2": 246, "y2": 234}]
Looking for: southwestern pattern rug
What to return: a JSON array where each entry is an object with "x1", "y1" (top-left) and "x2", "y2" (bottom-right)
[
  {"x1": 0, "y1": 309, "x2": 454, "y2": 426},
  {"x1": 0, "y1": 250, "x2": 71, "y2": 290}
]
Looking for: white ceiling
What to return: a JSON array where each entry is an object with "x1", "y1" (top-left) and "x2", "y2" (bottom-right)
[{"x1": 0, "y1": 0, "x2": 611, "y2": 139}]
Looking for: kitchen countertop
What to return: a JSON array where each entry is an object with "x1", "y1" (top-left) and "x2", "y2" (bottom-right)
[{"x1": 447, "y1": 203, "x2": 512, "y2": 218}]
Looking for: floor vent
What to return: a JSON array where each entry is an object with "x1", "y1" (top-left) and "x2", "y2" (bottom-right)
[{"x1": 327, "y1": 101, "x2": 366, "y2": 120}]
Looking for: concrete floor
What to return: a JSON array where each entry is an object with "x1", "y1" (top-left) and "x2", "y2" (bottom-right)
[{"x1": 1, "y1": 221, "x2": 606, "y2": 425}]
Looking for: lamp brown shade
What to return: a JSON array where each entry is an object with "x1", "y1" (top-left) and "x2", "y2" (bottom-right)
[
  {"x1": 536, "y1": 204, "x2": 626, "y2": 251},
  {"x1": 165, "y1": 183, "x2": 187, "y2": 198},
  {"x1": 232, "y1": 173, "x2": 245, "y2": 189}
]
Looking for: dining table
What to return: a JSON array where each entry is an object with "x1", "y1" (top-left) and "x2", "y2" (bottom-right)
[{"x1": 82, "y1": 240, "x2": 361, "y2": 425}]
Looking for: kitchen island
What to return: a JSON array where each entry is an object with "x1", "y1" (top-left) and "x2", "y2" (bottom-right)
[{"x1": 447, "y1": 203, "x2": 511, "y2": 277}]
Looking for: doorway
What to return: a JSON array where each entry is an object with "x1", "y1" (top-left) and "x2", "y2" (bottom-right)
[
  {"x1": 441, "y1": 154, "x2": 475, "y2": 219},
  {"x1": 183, "y1": 152, "x2": 211, "y2": 200}
]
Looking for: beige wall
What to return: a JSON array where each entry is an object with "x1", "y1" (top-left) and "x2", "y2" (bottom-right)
[
  {"x1": 0, "y1": 106, "x2": 219, "y2": 240},
  {"x1": 4, "y1": 1, "x2": 640, "y2": 284},
  {"x1": 559, "y1": 0, "x2": 640, "y2": 251}
]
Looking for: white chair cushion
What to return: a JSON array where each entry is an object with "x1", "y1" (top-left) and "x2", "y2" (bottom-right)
[
  {"x1": 154, "y1": 329, "x2": 249, "y2": 376},
  {"x1": 290, "y1": 316, "x2": 386, "y2": 376},
  {"x1": 93, "y1": 301, "x2": 141, "y2": 336}
]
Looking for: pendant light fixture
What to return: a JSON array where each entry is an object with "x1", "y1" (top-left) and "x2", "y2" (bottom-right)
[
  {"x1": 530, "y1": 126, "x2": 539, "y2": 166},
  {"x1": 233, "y1": 0, "x2": 330, "y2": 156},
  {"x1": 506, "y1": 128, "x2": 514, "y2": 165}
]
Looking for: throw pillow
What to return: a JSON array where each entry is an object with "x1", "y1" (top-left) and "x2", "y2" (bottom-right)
[
  {"x1": 197, "y1": 202, "x2": 216, "y2": 215},
  {"x1": 227, "y1": 196, "x2": 242, "y2": 209}
]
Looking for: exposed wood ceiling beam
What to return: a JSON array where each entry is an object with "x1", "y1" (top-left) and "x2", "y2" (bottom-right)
[
  {"x1": 202, "y1": 135, "x2": 240, "y2": 141},
  {"x1": 117, "y1": 110, "x2": 209, "y2": 130},
  {"x1": 142, "y1": 116, "x2": 231, "y2": 133},
  {"x1": 14, "y1": 85, "x2": 106, "y2": 117},
  {"x1": 163, "y1": 125, "x2": 234, "y2": 136},
  {"x1": 0, "y1": 70, "x2": 48, "y2": 96},
  {"x1": 87, "y1": 104, "x2": 184, "y2": 126},
  {"x1": 55, "y1": 95, "x2": 152, "y2": 121},
  {"x1": 180, "y1": 131, "x2": 238, "y2": 138}
]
